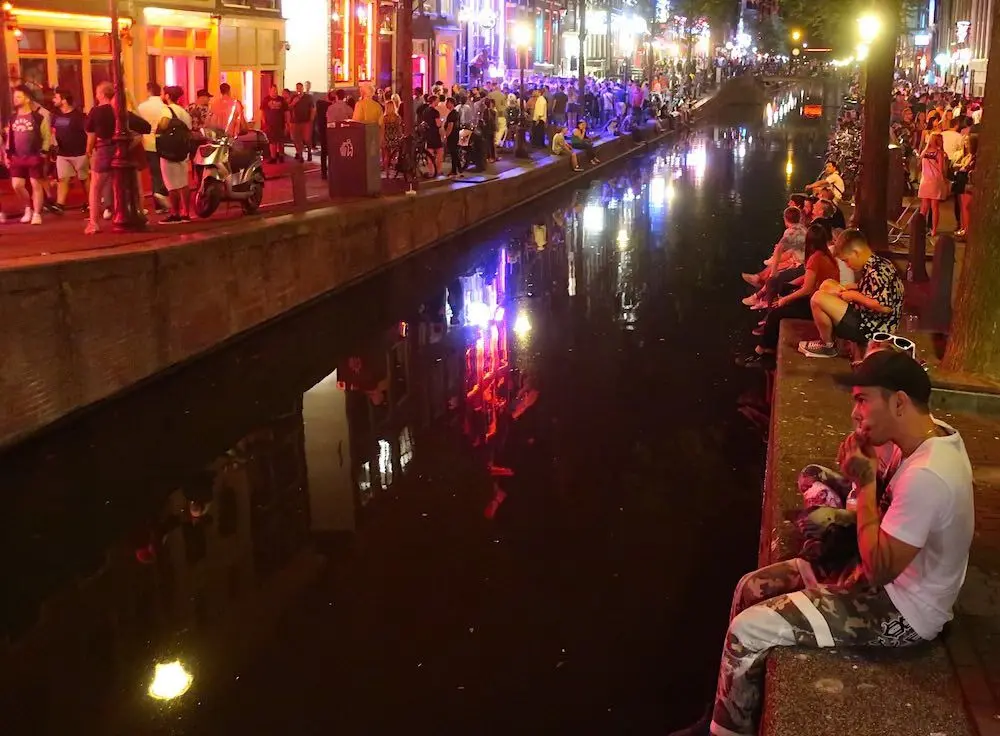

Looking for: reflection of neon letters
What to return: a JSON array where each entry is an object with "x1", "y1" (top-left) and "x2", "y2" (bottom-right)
[{"x1": 340, "y1": 139, "x2": 355, "y2": 158}]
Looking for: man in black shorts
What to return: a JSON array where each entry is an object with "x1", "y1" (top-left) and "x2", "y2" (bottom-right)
[{"x1": 799, "y1": 229, "x2": 904, "y2": 359}]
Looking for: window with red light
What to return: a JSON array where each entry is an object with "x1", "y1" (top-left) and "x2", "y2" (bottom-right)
[{"x1": 331, "y1": 0, "x2": 350, "y2": 83}]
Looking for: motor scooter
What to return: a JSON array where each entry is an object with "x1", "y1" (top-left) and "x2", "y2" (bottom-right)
[{"x1": 193, "y1": 129, "x2": 267, "y2": 218}]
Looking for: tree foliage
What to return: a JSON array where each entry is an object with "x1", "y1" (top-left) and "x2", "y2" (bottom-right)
[{"x1": 777, "y1": 0, "x2": 921, "y2": 52}]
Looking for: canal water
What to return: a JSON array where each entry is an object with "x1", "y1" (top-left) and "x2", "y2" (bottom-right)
[{"x1": 0, "y1": 82, "x2": 838, "y2": 735}]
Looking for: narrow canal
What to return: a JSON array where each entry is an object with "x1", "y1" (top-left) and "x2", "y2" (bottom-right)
[{"x1": 0, "y1": 81, "x2": 839, "y2": 735}]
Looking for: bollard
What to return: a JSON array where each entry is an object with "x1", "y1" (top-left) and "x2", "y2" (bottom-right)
[
  {"x1": 923, "y1": 234, "x2": 956, "y2": 333},
  {"x1": 908, "y1": 211, "x2": 929, "y2": 282},
  {"x1": 290, "y1": 162, "x2": 308, "y2": 206}
]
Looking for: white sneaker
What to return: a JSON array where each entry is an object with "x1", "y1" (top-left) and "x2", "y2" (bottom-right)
[
  {"x1": 30, "y1": 213, "x2": 42, "y2": 225},
  {"x1": 20, "y1": 207, "x2": 32, "y2": 224},
  {"x1": 103, "y1": 208, "x2": 112, "y2": 220}
]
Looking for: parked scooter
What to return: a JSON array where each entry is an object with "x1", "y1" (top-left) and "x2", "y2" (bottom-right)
[{"x1": 193, "y1": 129, "x2": 267, "y2": 218}]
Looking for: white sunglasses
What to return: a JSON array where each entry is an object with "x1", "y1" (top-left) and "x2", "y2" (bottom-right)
[{"x1": 871, "y1": 332, "x2": 916, "y2": 360}]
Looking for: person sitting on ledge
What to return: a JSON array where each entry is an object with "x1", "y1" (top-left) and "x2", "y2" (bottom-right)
[
  {"x1": 816, "y1": 187, "x2": 847, "y2": 229},
  {"x1": 669, "y1": 350, "x2": 974, "y2": 736},
  {"x1": 570, "y1": 120, "x2": 600, "y2": 164},
  {"x1": 737, "y1": 222, "x2": 840, "y2": 369},
  {"x1": 799, "y1": 228, "x2": 904, "y2": 360},
  {"x1": 805, "y1": 158, "x2": 845, "y2": 203},
  {"x1": 550, "y1": 125, "x2": 583, "y2": 172},
  {"x1": 741, "y1": 206, "x2": 807, "y2": 309}
]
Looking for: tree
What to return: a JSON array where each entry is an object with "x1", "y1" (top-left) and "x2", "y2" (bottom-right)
[
  {"x1": 852, "y1": 0, "x2": 900, "y2": 251},
  {"x1": 672, "y1": 0, "x2": 739, "y2": 64},
  {"x1": 777, "y1": 0, "x2": 905, "y2": 250},
  {"x1": 942, "y1": 14, "x2": 1000, "y2": 378}
]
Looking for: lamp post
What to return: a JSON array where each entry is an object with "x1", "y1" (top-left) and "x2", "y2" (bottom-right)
[
  {"x1": 0, "y1": 2, "x2": 16, "y2": 129},
  {"x1": 108, "y1": 0, "x2": 145, "y2": 232},
  {"x1": 513, "y1": 22, "x2": 531, "y2": 159}
]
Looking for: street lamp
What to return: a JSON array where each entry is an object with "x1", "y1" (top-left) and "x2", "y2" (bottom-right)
[
  {"x1": 857, "y1": 13, "x2": 880, "y2": 44},
  {"x1": 108, "y1": 0, "x2": 145, "y2": 231},
  {"x1": 791, "y1": 30, "x2": 801, "y2": 42},
  {"x1": 512, "y1": 22, "x2": 531, "y2": 159}
]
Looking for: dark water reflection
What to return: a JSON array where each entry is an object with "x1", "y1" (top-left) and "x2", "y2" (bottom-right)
[{"x1": 0, "y1": 82, "x2": 836, "y2": 734}]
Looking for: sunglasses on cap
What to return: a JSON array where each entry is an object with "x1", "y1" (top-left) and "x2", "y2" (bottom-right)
[{"x1": 870, "y1": 332, "x2": 916, "y2": 360}]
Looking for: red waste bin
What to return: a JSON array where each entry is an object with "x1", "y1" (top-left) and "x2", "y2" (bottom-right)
[{"x1": 327, "y1": 121, "x2": 381, "y2": 197}]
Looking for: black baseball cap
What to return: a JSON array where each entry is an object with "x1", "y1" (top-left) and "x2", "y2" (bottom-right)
[
  {"x1": 835, "y1": 350, "x2": 932, "y2": 404},
  {"x1": 196, "y1": 89, "x2": 213, "y2": 98}
]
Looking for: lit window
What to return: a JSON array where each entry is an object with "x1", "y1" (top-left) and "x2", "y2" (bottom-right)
[{"x1": 242, "y1": 70, "x2": 254, "y2": 120}]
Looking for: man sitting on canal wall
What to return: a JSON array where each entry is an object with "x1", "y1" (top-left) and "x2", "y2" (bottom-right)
[
  {"x1": 798, "y1": 229, "x2": 905, "y2": 360},
  {"x1": 671, "y1": 350, "x2": 974, "y2": 736}
]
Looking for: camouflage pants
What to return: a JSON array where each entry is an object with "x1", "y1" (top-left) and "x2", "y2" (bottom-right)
[{"x1": 710, "y1": 558, "x2": 923, "y2": 736}]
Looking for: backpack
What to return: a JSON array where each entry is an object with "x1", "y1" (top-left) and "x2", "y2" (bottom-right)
[{"x1": 156, "y1": 106, "x2": 191, "y2": 163}]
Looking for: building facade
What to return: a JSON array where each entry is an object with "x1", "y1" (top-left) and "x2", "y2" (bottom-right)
[
  {"x1": 4, "y1": 0, "x2": 285, "y2": 124},
  {"x1": 932, "y1": 0, "x2": 993, "y2": 95}
]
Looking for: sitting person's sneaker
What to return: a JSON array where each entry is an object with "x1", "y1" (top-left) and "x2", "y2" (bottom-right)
[
  {"x1": 798, "y1": 340, "x2": 838, "y2": 358},
  {"x1": 742, "y1": 293, "x2": 763, "y2": 307},
  {"x1": 741, "y1": 272, "x2": 761, "y2": 288}
]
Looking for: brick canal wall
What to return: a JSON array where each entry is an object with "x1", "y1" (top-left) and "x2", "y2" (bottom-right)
[{"x1": 0, "y1": 133, "x2": 649, "y2": 447}]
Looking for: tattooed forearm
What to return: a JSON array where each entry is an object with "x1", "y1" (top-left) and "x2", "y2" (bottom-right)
[{"x1": 845, "y1": 457, "x2": 876, "y2": 486}]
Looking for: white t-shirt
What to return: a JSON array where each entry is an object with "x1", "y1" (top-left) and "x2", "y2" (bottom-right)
[
  {"x1": 824, "y1": 172, "x2": 845, "y2": 202},
  {"x1": 137, "y1": 95, "x2": 165, "y2": 152},
  {"x1": 881, "y1": 419, "x2": 974, "y2": 640},
  {"x1": 940, "y1": 129, "x2": 964, "y2": 164}
]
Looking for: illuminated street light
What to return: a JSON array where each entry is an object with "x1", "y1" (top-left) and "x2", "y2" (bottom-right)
[
  {"x1": 513, "y1": 312, "x2": 532, "y2": 338},
  {"x1": 857, "y1": 13, "x2": 880, "y2": 44},
  {"x1": 512, "y1": 22, "x2": 532, "y2": 159},
  {"x1": 792, "y1": 48, "x2": 801, "y2": 57},
  {"x1": 791, "y1": 30, "x2": 801, "y2": 42},
  {"x1": 148, "y1": 661, "x2": 193, "y2": 701},
  {"x1": 855, "y1": 43, "x2": 869, "y2": 61}
]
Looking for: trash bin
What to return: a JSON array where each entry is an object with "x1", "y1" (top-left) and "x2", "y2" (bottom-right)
[{"x1": 327, "y1": 121, "x2": 381, "y2": 197}]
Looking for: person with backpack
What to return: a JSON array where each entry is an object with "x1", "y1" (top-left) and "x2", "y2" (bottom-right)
[{"x1": 156, "y1": 85, "x2": 193, "y2": 223}]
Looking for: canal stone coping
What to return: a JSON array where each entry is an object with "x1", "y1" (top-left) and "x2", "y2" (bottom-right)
[
  {"x1": 0, "y1": 129, "x2": 661, "y2": 450},
  {"x1": 762, "y1": 319, "x2": 973, "y2": 736}
]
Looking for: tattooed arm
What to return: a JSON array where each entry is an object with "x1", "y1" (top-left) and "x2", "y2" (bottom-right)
[{"x1": 844, "y1": 437, "x2": 923, "y2": 587}]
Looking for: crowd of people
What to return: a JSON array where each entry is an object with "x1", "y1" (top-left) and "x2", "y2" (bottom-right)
[
  {"x1": 888, "y1": 84, "x2": 982, "y2": 238},
  {"x1": 733, "y1": 157, "x2": 904, "y2": 367},
  {"x1": 0, "y1": 80, "x2": 253, "y2": 232}
]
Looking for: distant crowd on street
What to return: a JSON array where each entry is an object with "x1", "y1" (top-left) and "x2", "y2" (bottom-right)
[{"x1": 888, "y1": 82, "x2": 982, "y2": 239}]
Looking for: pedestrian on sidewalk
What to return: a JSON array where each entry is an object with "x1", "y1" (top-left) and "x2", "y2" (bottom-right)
[
  {"x1": 670, "y1": 350, "x2": 974, "y2": 736},
  {"x1": 918, "y1": 132, "x2": 949, "y2": 237},
  {"x1": 137, "y1": 82, "x2": 171, "y2": 214},
  {"x1": 530, "y1": 89, "x2": 547, "y2": 148},
  {"x1": 83, "y1": 81, "x2": 152, "y2": 235},
  {"x1": 481, "y1": 97, "x2": 498, "y2": 163},
  {"x1": 261, "y1": 85, "x2": 289, "y2": 164},
  {"x1": 157, "y1": 86, "x2": 193, "y2": 224},
  {"x1": 381, "y1": 97, "x2": 403, "y2": 172},
  {"x1": 953, "y1": 133, "x2": 977, "y2": 239},
  {"x1": 208, "y1": 83, "x2": 246, "y2": 138},
  {"x1": 289, "y1": 82, "x2": 315, "y2": 162},
  {"x1": 443, "y1": 97, "x2": 463, "y2": 178},
  {"x1": 187, "y1": 89, "x2": 212, "y2": 132},
  {"x1": 50, "y1": 88, "x2": 89, "y2": 215},
  {"x1": 6, "y1": 84, "x2": 53, "y2": 225}
]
